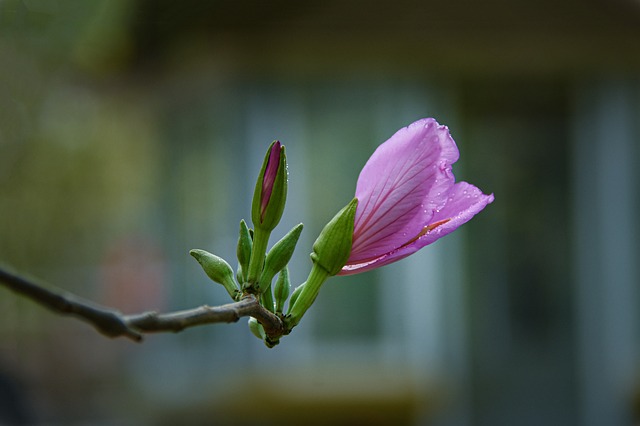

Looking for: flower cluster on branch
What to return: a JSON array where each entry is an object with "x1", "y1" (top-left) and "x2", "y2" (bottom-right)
[{"x1": 0, "y1": 118, "x2": 493, "y2": 347}]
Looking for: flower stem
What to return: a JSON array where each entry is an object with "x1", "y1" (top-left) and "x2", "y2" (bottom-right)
[
  {"x1": 245, "y1": 227, "x2": 270, "y2": 293},
  {"x1": 285, "y1": 262, "x2": 330, "y2": 330}
]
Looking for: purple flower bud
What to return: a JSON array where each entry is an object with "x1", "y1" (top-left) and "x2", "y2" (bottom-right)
[
  {"x1": 261, "y1": 141, "x2": 281, "y2": 221},
  {"x1": 251, "y1": 141, "x2": 287, "y2": 233},
  {"x1": 339, "y1": 118, "x2": 494, "y2": 275},
  {"x1": 246, "y1": 141, "x2": 288, "y2": 289}
]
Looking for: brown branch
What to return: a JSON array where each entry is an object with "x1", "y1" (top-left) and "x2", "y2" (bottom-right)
[
  {"x1": 0, "y1": 266, "x2": 284, "y2": 343},
  {"x1": 124, "y1": 295, "x2": 284, "y2": 339}
]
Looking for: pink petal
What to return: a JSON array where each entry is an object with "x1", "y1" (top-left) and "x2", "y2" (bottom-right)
[
  {"x1": 339, "y1": 181, "x2": 493, "y2": 275},
  {"x1": 417, "y1": 181, "x2": 494, "y2": 246},
  {"x1": 349, "y1": 118, "x2": 459, "y2": 263}
]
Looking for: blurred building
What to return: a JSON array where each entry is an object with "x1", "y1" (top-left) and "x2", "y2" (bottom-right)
[{"x1": 1, "y1": 0, "x2": 639, "y2": 425}]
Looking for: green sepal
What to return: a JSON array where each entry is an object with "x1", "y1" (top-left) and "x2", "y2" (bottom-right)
[
  {"x1": 311, "y1": 198, "x2": 358, "y2": 276},
  {"x1": 236, "y1": 219, "x2": 253, "y2": 284},
  {"x1": 286, "y1": 281, "x2": 306, "y2": 315},
  {"x1": 273, "y1": 267, "x2": 291, "y2": 315},
  {"x1": 257, "y1": 223, "x2": 303, "y2": 292},
  {"x1": 189, "y1": 249, "x2": 240, "y2": 301}
]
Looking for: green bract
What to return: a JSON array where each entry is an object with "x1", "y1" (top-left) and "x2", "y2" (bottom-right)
[{"x1": 189, "y1": 249, "x2": 240, "y2": 300}]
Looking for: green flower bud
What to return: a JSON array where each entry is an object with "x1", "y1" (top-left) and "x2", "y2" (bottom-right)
[
  {"x1": 236, "y1": 220, "x2": 253, "y2": 284},
  {"x1": 236, "y1": 265, "x2": 243, "y2": 287},
  {"x1": 248, "y1": 318, "x2": 279, "y2": 348},
  {"x1": 311, "y1": 198, "x2": 358, "y2": 275},
  {"x1": 285, "y1": 198, "x2": 358, "y2": 331},
  {"x1": 189, "y1": 249, "x2": 240, "y2": 300},
  {"x1": 261, "y1": 285, "x2": 275, "y2": 313},
  {"x1": 257, "y1": 223, "x2": 303, "y2": 292},
  {"x1": 248, "y1": 317, "x2": 265, "y2": 340},
  {"x1": 274, "y1": 267, "x2": 291, "y2": 315},
  {"x1": 251, "y1": 141, "x2": 287, "y2": 233},
  {"x1": 287, "y1": 281, "x2": 306, "y2": 314}
]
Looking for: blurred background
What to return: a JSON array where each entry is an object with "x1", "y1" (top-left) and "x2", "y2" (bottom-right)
[{"x1": 1, "y1": 0, "x2": 639, "y2": 424}]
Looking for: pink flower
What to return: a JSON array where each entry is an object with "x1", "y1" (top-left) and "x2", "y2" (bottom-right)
[{"x1": 339, "y1": 118, "x2": 494, "y2": 275}]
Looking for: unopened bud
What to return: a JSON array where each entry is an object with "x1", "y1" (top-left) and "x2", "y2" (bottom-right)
[
  {"x1": 274, "y1": 267, "x2": 291, "y2": 315},
  {"x1": 248, "y1": 317, "x2": 265, "y2": 340},
  {"x1": 236, "y1": 220, "x2": 253, "y2": 284},
  {"x1": 251, "y1": 141, "x2": 287, "y2": 233},
  {"x1": 287, "y1": 281, "x2": 306, "y2": 315},
  {"x1": 258, "y1": 223, "x2": 303, "y2": 292},
  {"x1": 189, "y1": 249, "x2": 240, "y2": 300}
]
